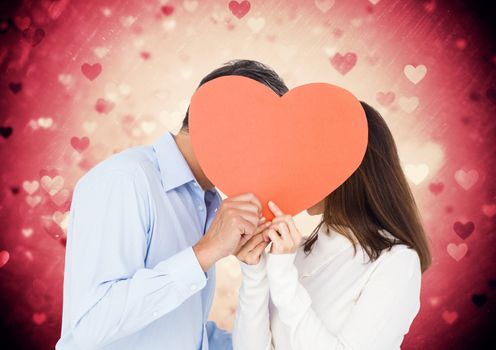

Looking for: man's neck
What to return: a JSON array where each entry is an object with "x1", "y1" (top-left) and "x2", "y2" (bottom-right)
[{"x1": 173, "y1": 130, "x2": 214, "y2": 191}]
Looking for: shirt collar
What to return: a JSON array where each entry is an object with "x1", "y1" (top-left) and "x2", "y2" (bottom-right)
[
  {"x1": 152, "y1": 132, "x2": 222, "y2": 206},
  {"x1": 152, "y1": 131, "x2": 198, "y2": 192}
]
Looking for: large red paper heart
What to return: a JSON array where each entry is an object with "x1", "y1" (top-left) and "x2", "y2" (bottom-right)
[{"x1": 189, "y1": 76, "x2": 368, "y2": 220}]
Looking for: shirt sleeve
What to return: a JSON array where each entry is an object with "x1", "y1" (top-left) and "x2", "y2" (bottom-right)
[
  {"x1": 232, "y1": 253, "x2": 274, "y2": 350},
  {"x1": 65, "y1": 168, "x2": 207, "y2": 349},
  {"x1": 207, "y1": 320, "x2": 233, "y2": 350},
  {"x1": 266, "y1": 247, "x2": 422, "y2": 350}
]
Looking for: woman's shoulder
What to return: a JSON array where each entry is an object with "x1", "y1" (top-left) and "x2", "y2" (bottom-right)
[
  {"x1": 344, "y1": 226, "x2": 421, "y2": 268},
  {"x1": 376, "y1": 228, "x2": 418, "y2": 257},
  {"x1": 371, "y1": 236, "x2": 422, "y2": 279},
  {"x1": 380, "y1": 244, "x2": 420, "y2": 263}
]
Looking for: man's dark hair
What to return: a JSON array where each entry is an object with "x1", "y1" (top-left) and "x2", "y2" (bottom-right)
[{"x1": 181, "y1": 59, "x2": 288, "y2": 131}]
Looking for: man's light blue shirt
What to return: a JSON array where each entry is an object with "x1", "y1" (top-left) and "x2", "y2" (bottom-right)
[{"x1": 56, "y1": 131, "x2": 232, "y2": 349}]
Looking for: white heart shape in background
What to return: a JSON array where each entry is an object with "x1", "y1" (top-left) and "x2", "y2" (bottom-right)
[
  {"x1": 83, "y1": 121, "x2": 97, "y2": 133},
  {"x1": 183, "y1": 0, "x2": 198, "y2": 13},
  {"x1": 41, "y1": 175, "x2": 64, "y2": 196},
  {"x1": 94, "y1": 47, "x2": 109, "y2": 58},
  {"x1": 314, "y1": 0, "x2": 335, "y2": 13},
  {"x1": 247, "y1": 17, "x2": 266, "y2": 33},
  {"x1": 53, "y1": 211, "x2": 70, "y2": 231},
  {"x1": 398, "y1": 140, "x2": 445, "y2": 186},
  {"x1": 22, "y1": 180, "x2": 39, "y2": 194},
  {"x1": 454, "y1": 169, "x2": 479, "y2": 190},
  {"x1": 447, "y1": 243, "x2": 468, "y2": 261},
  {"x1": 399, "y1": 95, "x2": 419, "y2": 113},
  {"x1": 404, "y1": 64, "x2": 427, "y2": 84},
  {"x1": 38, "y1": 117, "x2": 53, "y2": 129},
  {"x1": 404, "y1": 164, "x2": 429, "y2": 185}
]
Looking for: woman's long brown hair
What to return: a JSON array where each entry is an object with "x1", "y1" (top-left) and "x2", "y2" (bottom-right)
[{"x1": 304, "y1": 102, "x2": 432, "y2": 272}]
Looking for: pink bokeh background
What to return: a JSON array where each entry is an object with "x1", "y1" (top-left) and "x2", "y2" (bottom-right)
[{"x1": 1, "y1": 0, "x2": 495, "y2": 348}]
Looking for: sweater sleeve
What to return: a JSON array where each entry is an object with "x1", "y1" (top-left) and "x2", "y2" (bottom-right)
[
  {"x1": 266, "y1": 247, "x2": 422, "y2": 350},
  {"x1": 232, "y1": 253, "x2": 274, "y2": 350}
]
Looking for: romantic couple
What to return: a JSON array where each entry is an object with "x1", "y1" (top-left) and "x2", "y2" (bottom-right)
[{"x1": 56, "y1": 59, "x2": 432, "y2": 350}]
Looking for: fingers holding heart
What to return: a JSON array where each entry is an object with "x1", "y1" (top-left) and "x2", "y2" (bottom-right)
[
  {"x1": 275, "y1": 221, "x2": 293, "y2": 243},
  {"x1": 237, "y1": 220, "x2": 271, "y2": 251},
  {"x1": 268, "y1": 220, "x2": 300, "y2": 254},
  {"x1": 266, "y1": 200, "x2": 302, "y2": 254},
  {"x1": 268, "y1": 200, "x2": 285, "y2": 217},
  {"x1": 267, "y1": 228, "x2": 283, "y2": 248},
  {"x1": 236, "y1": 231, "x2": 270, "y2": 265},
  {"x1": 254, "y1": 220, "x2": 271, "y2": 242},
  {"x1": 271, "y1": 216, "x2": 302, "y2": 246}
]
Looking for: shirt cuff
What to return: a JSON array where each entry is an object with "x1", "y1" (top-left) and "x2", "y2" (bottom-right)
[
  {"x1": 155, "y1": 246, "x2": 208, "y2": 296},
  {"x1": 266, "y1": 252, "x2": 312, "y2": 318}
]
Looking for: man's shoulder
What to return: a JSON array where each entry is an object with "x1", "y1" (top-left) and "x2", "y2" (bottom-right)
[{"x1": 76, "y1": 144, "x2": 157, "y2": 188}]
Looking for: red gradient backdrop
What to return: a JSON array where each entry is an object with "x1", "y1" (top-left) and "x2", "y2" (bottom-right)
[{"x1": 0, "y1": 0, "x2": 495, "y2": 349}]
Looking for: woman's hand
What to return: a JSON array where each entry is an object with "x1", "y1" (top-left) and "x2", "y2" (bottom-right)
[
  {"x1": 266, "y1": 200, "x2": 303, "y2": 254},
  {"x1": 235, "y1": 220, "x2": 272, "y2": 265}
]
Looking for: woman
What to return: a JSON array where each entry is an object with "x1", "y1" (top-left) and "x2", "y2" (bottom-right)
[{"x1": 232, "y1": 101, "x2": 432, "y2": 350}]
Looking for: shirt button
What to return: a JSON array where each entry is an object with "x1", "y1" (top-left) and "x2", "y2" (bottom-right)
[
  {"x1": 198, "y1": 205, "x2": 204, "y2": 211},
  {"x1": 190, "y1": 284, "x2": 198, "y2": 291}
]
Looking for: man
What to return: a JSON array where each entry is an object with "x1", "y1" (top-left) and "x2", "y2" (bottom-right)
[{"x1": 56, "y1": 59, "x2": 289, "y2": 349}]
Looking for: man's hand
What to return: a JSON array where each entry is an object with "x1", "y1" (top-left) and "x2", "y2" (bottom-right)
[{"x1": 193, "y1": 193, "x2": 263, "y2": 271}]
